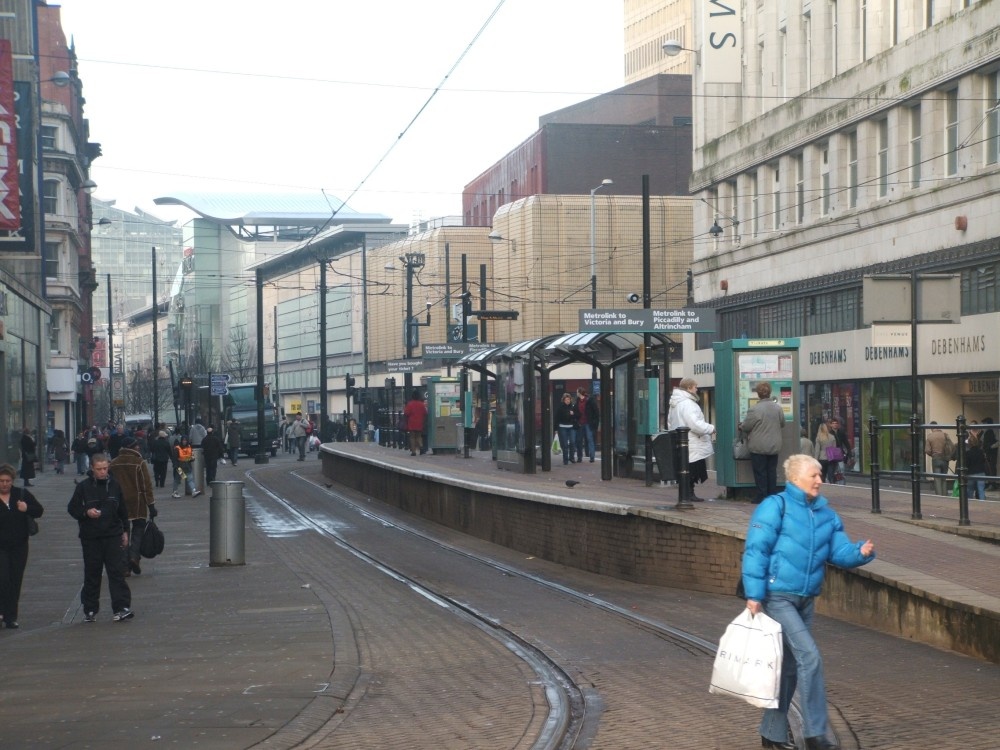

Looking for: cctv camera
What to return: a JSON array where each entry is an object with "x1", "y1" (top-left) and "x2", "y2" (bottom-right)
[
  {"x1": 426, "y1": 301, "x2": 432, "y2": 309},
  {"x1": 626, "y1": 293, "x2": 640, "y2": 304}
]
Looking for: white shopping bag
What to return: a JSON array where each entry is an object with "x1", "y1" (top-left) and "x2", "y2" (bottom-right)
[{"x1": 709, "y1": 609, "x2": 783, "y2": 708}]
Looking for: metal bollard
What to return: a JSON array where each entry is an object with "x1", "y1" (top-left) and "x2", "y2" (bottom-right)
[
  {"x1": 191, "y1": 448, "x2": 205, "y2": 494},
  {"x1": 209, "y1": 481, "x2": 245, "y2": 566}
]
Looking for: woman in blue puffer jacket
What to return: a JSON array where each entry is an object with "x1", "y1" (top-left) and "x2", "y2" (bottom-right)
[{"x1": 742, "y1": 454, "x2": 876, "y2": 750}]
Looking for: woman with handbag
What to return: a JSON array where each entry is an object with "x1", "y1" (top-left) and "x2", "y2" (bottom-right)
[
  {"x1": 742, "y1": 454, "x2": 875, "y2": 750},
  {"x1": 0, "y1": 463, "x2": 44, "y2": 629},
  {"x1": 813, "y1": 422, "x2": 838, "y2": 484}
]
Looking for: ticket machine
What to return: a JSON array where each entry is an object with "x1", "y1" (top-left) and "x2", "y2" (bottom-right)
[
  {"x1": 714, "y1": 339, "x2": 800, "y2": 498},
  {"x1": 425, "y1": 376, "x2": 463, "y2": 454}
]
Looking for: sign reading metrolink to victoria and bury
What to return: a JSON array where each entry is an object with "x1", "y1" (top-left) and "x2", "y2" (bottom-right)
[{"x1": 579, "y1": 308, "x2": 717, "y2": 334}]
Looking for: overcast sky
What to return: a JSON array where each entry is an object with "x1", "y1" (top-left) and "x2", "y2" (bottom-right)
[{"x1": 54, "y1": 0, "x2": 625, "y2": 226}]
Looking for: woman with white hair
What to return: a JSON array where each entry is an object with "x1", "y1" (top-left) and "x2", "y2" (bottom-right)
[
  {"x1": 667, "y1": 377, "x2": 716, "y2": 501},
  {"x1": 742, "y1": 454, "x2": 876, "y2": 750}
]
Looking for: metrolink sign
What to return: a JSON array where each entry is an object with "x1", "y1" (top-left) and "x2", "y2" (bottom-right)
[{"x1": 579, "y1": 308, "x2": 716, "y2": 333}]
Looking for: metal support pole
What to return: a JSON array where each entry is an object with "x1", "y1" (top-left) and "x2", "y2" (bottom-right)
[
  {"x1": 479, "y1": 263, "x2": 488, "y2": 444},
  {"x1": 254, "y1": 268, "x2": 269, "y2": 464},
  {"x1": 956, "y1": 415, "x2": 970, "y2": 527},
  {"x1": 642, "y1": 175, "x2": 653, "y2": 487},
  {"x1": 319, "y1": 255, "x2": 328, "y2": 439},
  {"x1": 675, "y1": 426, "x2": 691, "y2": 505},
  {"x1": 910, "y1": 414, "x2": 922, "y2": 520},
  {"x1": 909, "y1": 269, "x2": 921, "y2": 519},
  {"x1": 869, "y1": 416, "x2": 881, "y2": 514},
  {"x1": 404, "y1": 260, "x2": 414, "y2": 394},
  {"x1": 107, "y1": 273, "x2": 114, "y2": 425},
  {"x1": 152, "y1": 246, "x2": 159, "y2": 429}
]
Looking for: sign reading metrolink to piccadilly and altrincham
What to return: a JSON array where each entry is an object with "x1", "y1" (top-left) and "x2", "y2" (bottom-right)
[
  {"x1": 422, "y1": 342, "x2": 499, "y2": 360},
  {"x1": 579, "y1": 308, "x2": 716, "y2": 334}
]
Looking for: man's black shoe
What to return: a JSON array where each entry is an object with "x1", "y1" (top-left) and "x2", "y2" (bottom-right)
[{"x1": 805, "y1": 737, "x2": 839, "y2": 750}]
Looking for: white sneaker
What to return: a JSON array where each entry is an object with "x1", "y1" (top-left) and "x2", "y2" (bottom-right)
[
  {"x1": 171, "y1": 492, "x2": 180, "y2": 498},
  {"x1": 192, "y1": 490, "x2": 202, "y2": 497}
]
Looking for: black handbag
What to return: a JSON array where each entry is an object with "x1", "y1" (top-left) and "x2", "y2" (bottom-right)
[
  {"x1": 26, "y1": 515, "x2": 39, "y2": 536},
  {"x1": 140, "y1": 519, "x2": 165, "y2": 558}
]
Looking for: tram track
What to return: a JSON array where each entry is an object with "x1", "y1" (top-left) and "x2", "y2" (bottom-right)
[{"x1": 245, "y1": 465, "x2": 817, "y2": 749}]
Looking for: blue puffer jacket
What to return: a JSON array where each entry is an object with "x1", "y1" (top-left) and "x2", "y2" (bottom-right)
[{"x1": 741, "y1": 482, "x2": 875, "y2": 600}]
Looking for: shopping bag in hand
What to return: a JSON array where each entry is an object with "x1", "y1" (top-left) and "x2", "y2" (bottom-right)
[{"x1": 709, "y1": 609, "x2": 783, "y2": 708}]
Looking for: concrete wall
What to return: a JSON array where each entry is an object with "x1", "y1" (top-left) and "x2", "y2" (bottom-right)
[{"x1": 322, "y1": 450, "x2": 1000, "y2": 665}]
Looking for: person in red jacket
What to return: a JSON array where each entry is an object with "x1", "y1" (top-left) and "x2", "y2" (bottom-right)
[{"x1": 403, "y1": 390, "x2": 428, "y2": 456}]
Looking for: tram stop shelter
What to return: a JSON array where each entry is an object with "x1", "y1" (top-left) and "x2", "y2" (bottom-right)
[{"x1": 456, "y1": 331, "x2": 679, "y2": 479}]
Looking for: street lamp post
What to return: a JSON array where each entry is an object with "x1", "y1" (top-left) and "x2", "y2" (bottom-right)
[
  {"x1": 590, "y1": 179, "x2": 613, "y2": 311},
  {"x1": 392, "y1": 252, "x2": 427, "y2": 393}
]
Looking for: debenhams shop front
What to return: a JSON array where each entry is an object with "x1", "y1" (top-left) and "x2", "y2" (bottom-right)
[{"x1": 687, "y1": 310, "x2": 998, "y2": 476}]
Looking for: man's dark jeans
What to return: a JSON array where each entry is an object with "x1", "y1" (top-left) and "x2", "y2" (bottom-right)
[{"x1": 751, "y1": 452, "x2": 779, "y2": 502}]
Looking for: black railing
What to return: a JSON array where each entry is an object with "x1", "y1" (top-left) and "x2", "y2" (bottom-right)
[{"x1": 867, "y1": 415, "x2": 998, "y2": 527}]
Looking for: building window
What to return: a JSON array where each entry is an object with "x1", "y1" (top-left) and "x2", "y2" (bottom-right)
[
  {"x1": 987, "y1": 71, "x2": 1000, "y2": 166},
  {"x1": 750, "y1": 172, "x2": 759, "y2": 238},
  {"x1": 41, "y1": 125, "x2": 57, "y2": 150},
  {"x1": 43, "y1": 179, "x2": 59, "y2": 216},
  {"x1": 961, "y1": 263, "x2": 1000, "y2": 316},
  {"x1": 925, "y1": 0, "x2": 934, "y2": 28},
  {"x1": 847, "y1": 131, "x2": 858, "y2": 208},
  {"x1": 820, "y1": 146, "x2": 831, "y2": 215},
  {"x1": 772, "y1": 165, "x2": 781, "y2": 231},
  {"x1": 945, "y1": 89, "x2": 959, "y2": 176},
  {"x1": 909, "y1": 104, "x2": 922, "y2": 188},
  {"x1": 877, "y1": 119, "x2": 889, "y2": 198},
  {"x1": 795, "y1": 153, "x2": 805, "y2": 224},
  {"x1": 44, "y1": 242, "x2": 60, "y2": 279},
  {"x1": 49, "y1": 312, "x2": 60, "y2": 352}
]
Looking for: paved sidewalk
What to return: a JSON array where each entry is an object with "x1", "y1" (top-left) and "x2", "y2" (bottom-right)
[{"x1": 0, "y1": 456, "x2": 333, "y2": 749}]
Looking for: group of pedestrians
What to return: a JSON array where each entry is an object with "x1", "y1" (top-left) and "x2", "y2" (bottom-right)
[{"x1": 554, "y1": 387, "x2": 600, "y2": 465}]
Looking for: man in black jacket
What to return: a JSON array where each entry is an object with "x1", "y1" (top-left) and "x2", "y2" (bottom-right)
[
  {"x1": 67, "y1": 454, "x2": 133, "y2": 622},
  {"x1": 200, "y1": 427, "x2": 225, "y2": 484}
]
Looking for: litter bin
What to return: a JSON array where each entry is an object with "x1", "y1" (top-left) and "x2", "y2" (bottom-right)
[
  {"x1": 210, "y1": 480, "x2": 245, "y2": 566},
  {"x1": 651, "y1": 431, "x2": 678, "y2": 484}
]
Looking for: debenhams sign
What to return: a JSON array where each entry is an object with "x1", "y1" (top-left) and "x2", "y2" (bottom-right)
[{"x1": 806, "y1": 346, "x2": 910, "y2": 366}]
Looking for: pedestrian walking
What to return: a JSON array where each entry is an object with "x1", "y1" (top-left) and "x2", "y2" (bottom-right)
[
  {"x1": 19, "y1": 428, "x2": 36, "y2": 488},
  {"x1": 403, "y1": 390, "x2": 428, "y2": 456},
  {"x1": 71, "y1": 430, "x2": 90, "y2": 476},
  {"x1": 226, "y1": 420, "x2": 241, "y2": 465},
  {"x1": 109, "y1": 438, "x2": 157, "y2": 577},
  {"x1": 150, "y1": 431, "x2": 172, "y2": 488},
  {"x1": 0, "y1": 464, "x2": 44, "y2": 630},
  {"x1": 742, "y1": 454, "x2": 875, "y2": 750},
  {"x1": 201, "y1": 427, "x2": 225, "y2": 484},
  {"x1": 66, "y1": 454, "x2": 134, "y2": 623},
  {"x1": 575, "y1": 388, "x2": 599, "y2": 463},
  {"x1": 291, "y1": 413, "x2": 308, "y2": 461},
  {"x1": 171, "y1": 436, "x2": 199, "y2": 498}
]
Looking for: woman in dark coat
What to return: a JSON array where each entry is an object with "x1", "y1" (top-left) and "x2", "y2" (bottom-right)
[
  {"x1": 19, "y1": 428, "x2": 36, "y2": 487},
  {"x1": 0, "y1": 463, "x2": 44, "y2": 628}
]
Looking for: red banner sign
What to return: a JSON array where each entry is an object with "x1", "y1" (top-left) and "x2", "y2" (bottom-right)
[{"x1": 0, "y1": 40, "x2": 19, "y2": 231}]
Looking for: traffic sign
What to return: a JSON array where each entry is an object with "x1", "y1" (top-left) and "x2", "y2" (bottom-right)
[
  {"x1": 210, "y1": 373, "x2": 232, "y2": 384},
  {"x1": 210, "y1": 384, "x2": 229, "y2": 396},
  {"x1": 579, "y1": 308, "x2": 716, "y2": 333}
]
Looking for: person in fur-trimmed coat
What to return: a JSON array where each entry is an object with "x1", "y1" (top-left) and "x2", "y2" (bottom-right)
[{"x1": 109, "y1": 438, "x2": 157, "y2": 576}]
